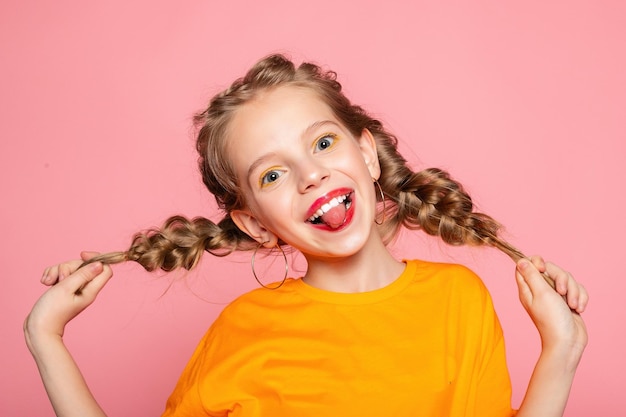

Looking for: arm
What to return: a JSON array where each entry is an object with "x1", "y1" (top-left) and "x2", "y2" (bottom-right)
[
  {"x1": 515, "y1": 257, "x2": 588, "y2": 417},
  {"x1": 24, "y1": 253, "x2": 113, "y2": 417}
]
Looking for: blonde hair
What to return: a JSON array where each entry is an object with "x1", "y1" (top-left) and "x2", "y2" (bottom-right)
[{"x1": 87, "y1": 54, "x2": 525, "y2": 272}]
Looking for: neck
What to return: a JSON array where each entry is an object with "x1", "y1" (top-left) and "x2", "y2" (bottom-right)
[{"x1": 302, "y1": 232, "x2": 406, "y2": 293}]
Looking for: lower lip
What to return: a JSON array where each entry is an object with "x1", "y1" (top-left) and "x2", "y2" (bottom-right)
[{"x1": 309, "y1": 194, "x2": 356, "y2": 232}]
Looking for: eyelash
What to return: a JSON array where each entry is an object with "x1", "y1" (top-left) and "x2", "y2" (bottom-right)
[
  {"x1": 260, "y1": 167, "x2": 284, "y2": 187},
  {"x1": 313, "y1": 133, "x2": 338, "y2": 152}
]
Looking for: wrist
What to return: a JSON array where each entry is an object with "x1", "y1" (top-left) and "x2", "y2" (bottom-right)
[
  {"x1": 539, "y1": 341, "x2": 585, "y2": 374},
  {"x1": 517, "y1": 341, "x2": 584, "y2": 417},
  {"x1": 24, "y1": 322, "x2": 64, "y2": 356}
]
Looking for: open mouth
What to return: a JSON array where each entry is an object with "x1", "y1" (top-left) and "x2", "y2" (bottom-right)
[{"x1": 307, "y1": 192, "x2": 353, "y2": 228}]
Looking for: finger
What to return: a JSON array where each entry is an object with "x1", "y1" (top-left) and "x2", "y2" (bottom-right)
[
  {"x1": 567, "y1": 280, "x2": 588, "y2": 314},
  {"x1": 528, "y1": 255, "x2": 546, "y2": 273},
  {"x1": 564, "y1": 273, "x2": 581, "y2": 310},
  {"x1": 59, "y1": 263, "x2": 73, "y2": 282},
  {"x1": 80, "y1": 251, "x2": 101, "y2": 261},
  {"x1": 577, "y1": 284, "x2": 589, "y2": 313},
  {"x1": 41, "y1": 261, "x2": 82, "y2": 286},
  {"x1": 41, "y1": 266, "x2": 55, "y2": 285},
  {"x1": 60, "y1": 262, "x2": 106, "y2": 296},
  {"x1": 516, "y1": 259, "x2": 552, "y2": 296},
  {"x1": 77, "y1": 263, "x2": 113, "y2": 299},
  {"x1": 515, "y1": 268, "x2": 533, "y2": 306},
  {"x1": 544, "y1": 262, "x2": 571, "y2": 295},
  {"x1": 527, "y1": 256, "x2": 558, "y2": 289}
]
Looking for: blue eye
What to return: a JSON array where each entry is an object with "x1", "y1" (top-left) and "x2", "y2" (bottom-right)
[
  {"x1": 314, "y1": 134, "x2": 337, "y2": 152},
  {"x1": 261, "y1": 169, "x2": 282, "y2": 186}
]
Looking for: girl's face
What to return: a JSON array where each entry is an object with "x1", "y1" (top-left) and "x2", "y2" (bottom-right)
[{"x1": 228, "y1": 85, "x2": 381, "y2": 261}]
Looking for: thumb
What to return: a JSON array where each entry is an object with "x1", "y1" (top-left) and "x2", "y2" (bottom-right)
[
  {"x1": 80, "y1": 250, "x2": 101, "y2": 261},
  {"x1": 70, "y1": 262, "x2": 113, "y2": 299},
  {"x1": 515, "y1": 259, "x2": 535, "y2": 307},
  {"x1": 517, "y1": 258, "x2": 554, "y2": 298}
]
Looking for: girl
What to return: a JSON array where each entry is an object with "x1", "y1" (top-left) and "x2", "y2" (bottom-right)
[{"x1": 25, "y1": 54, "x2": 588, "y2": 417}]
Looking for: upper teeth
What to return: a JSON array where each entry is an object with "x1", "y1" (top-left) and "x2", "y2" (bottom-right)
[{"x1": 308, "y1": 194, "x2": 349, "y2": 222}]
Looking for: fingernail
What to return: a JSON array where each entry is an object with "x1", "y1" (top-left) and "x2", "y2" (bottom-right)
[{"x1": 518, "y1": 259, "x2": 530, "y2": 270}]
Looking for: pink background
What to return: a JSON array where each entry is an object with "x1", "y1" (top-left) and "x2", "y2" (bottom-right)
[{"x1": 1, "y1": 1, "x2": 624, "y2": 415}]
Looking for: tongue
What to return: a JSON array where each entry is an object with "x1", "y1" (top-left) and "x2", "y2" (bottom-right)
[{"x1": 320, "y1": 204, "x2": 347, "y2": 229}]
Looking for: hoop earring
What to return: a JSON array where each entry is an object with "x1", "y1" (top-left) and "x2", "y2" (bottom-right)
[
  {"x1": 373, "y1": 179, "x2": 386, "y2": 225},
  {"x1": 251, "y1": 242, "x2": 288, "y2": 290}
]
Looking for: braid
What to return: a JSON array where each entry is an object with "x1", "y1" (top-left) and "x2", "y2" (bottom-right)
[
  {"x1": 83, "y1": 215, "x2": 256, "y2": 272},
  {"x1": 398, "y1": 169, "x2": 503, "y2": 245},
  {"x1": 189, "y1": 52, "x2": 528, "y2": 264},
  {"x1": 80, "y1": 56, "x2": 306, "y2": 273},
  {"x1": 375, "y1": 133, "x2": 525, "y2": 262},
  {"x1": 79, "y1": 54, "x2": 529, "y2": 277}
]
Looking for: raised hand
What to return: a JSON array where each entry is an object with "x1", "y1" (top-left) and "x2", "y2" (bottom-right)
[
  {"x1": 515, "y1": 256, "x2": 588, "y2": 356},
  {"x1": 514, "y1": 256, "x2": 588, "y2": 417},
  {"x1": 24, "y1": 252, "x2": 112, "y2": 417},
  {"x1": 25, "y1": 251, "x2": 113, "y2": 348}
]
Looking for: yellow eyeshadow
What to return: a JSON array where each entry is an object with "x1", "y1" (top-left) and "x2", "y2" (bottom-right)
[
  {"x1": 312, "y1": 132, "x2": 339, "y2": 151},
  {"x1": 258, "y1": 166, "x2": 282, "y2": 188}
]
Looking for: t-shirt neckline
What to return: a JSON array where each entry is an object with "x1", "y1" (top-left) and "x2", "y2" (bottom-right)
[{"x1": 291, "y1": 260, "x2": 416, "y2": 305}]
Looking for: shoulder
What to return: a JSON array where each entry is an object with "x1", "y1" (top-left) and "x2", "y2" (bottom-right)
[
  {"x1": 409, "y1": 259, "x2": 486, "y2": 289},
  {"x1": 407, "y1": 260, "x2": 501, "y2": 334},
  {"x1": 213, "y1": 278, "x2": 302, "y2": 329},
  {"x1": 406, "y1": 259, "x2": 491, "y2": 305}
]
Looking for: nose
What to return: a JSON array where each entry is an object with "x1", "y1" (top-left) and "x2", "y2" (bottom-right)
[{"x1": 297, "y1": 156, "x2": 330, "y2": 193}]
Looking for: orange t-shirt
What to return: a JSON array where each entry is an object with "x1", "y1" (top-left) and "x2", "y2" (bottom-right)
[{"x1": 162, "y1": 260, "x2": 517, "y2": 416}]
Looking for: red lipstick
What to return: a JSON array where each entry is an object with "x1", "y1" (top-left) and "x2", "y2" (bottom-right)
[{"x1": 305, "y1": 188, "x2": 355, "y2": 231}]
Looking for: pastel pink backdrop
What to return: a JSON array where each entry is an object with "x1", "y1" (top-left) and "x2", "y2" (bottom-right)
[{"x1": 1, "y1": 1, "x2": 624, "y2": 415}]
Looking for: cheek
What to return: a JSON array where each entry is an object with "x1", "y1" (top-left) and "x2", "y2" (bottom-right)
[
  {"x1": 340, "y1": 148, "x2": 371, "y2": 176},
  {"x1": 252, "y1": 193, "x2": 293, "y2": 225}
]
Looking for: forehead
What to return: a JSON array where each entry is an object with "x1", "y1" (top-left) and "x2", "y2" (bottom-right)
[
  {"x1": 229, "y1": 85, "x2": 336, "y2": 142},
  {"x1": 226, "y1": 84, "x2": 339, "y2": 168}
]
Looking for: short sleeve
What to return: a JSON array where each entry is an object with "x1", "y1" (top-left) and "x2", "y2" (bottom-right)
[
  {"x1": 471, "y1": 283, "x2": 517, "y2": 417},
  {"x1": 161, "y1": 323, "x2": 222, "y2": 417}
]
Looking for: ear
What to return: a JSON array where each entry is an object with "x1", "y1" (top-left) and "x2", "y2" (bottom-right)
[
  {"x1": 358, "y1": 128, "x2": 381, "y2": 180},
  {"x1": 230, "y1": 209, "x2": 279, "y2": 247}
]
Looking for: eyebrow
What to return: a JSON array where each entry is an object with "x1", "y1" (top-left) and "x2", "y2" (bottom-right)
[{"x1": 246, "y1": 119, "x2": 339, "y2": 182}]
